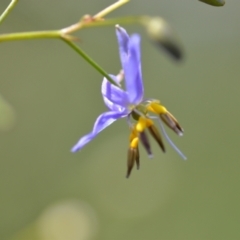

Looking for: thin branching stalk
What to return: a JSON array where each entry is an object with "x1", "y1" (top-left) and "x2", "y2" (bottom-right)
[
  {"x1": 0, "y1": 30, "x2": 61, "y2": 42},
  {"x1": 62, "y1": 39, "x2": 118, "y2": 87},
  {"x1": 0, "y1": 0, "x2": 18, "y2": 25}
]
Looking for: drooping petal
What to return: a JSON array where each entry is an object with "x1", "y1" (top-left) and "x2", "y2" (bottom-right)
[
  {"x1": 101, "y1": 75, "x2": 129, "y2": 113},
  {"x1": 71, "y1": 111, "x2": 127, "y2": 152}
]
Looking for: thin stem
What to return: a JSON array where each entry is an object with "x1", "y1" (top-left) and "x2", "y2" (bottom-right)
[
  {"x1": 81, "y1": 16, "x2": 145, "y2": 29},
  {"x1": 0, "y1": 30, "x2": 61, "y2": 42},
  {"x1": 62, "y1": 1, "x2": 134, "y2": 35},
  {"x1": 0, "y1": 0, "x2": 18, "y2": 25},
  {"x1": 0, "y1": 15, "x2": 142, "y2": 42},
  {"x1": 94, "y1": 0, "x2": 130, "y2": 19},
  {"x1": 62, "y1": 39, "x2": 118, "y2": 87}
]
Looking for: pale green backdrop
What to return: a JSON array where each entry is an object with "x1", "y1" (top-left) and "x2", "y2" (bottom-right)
[{"x1": 0, "y1": 0, "x2": 240, "y2": 240}]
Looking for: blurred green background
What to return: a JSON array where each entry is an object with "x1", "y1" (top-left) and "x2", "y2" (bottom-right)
[{"x1": 0, "y1": 0, "x2": 240, "y2": 239}]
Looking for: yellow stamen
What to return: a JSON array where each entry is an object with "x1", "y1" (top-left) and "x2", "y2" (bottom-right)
[
  {"x1": 145, "y1": 118, "x2": 154, "y2": 127},
  {"x1": 130, "y1": 137, "x2": 139, "y2": 148},
  {"x1": 136, "y1": 117, "x2": 147, "y2": 132},
  {"x1": 129, "y1": 127, "x2": 138, "y2": 141},
  {"x1": 148, "y1": 102, "x2": 167, "y2": 114}
]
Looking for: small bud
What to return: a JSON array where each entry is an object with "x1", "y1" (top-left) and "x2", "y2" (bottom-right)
[
  {"x1": 144, "y1": 17, "x2": 183, "y2": 60},
  {"x1": 199, "y1": 0, "x2": 225, "y2": 6},
  {"x1": 148, "y1": 125, "x2": 165, "y2": 152}
]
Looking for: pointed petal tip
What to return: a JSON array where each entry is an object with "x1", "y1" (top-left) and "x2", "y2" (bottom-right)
[{"x1": 71, "y1": 146, "x2": 80, "y2": 153}]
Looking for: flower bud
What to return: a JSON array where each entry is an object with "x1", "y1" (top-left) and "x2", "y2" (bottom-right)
[
  {"x1": 199, "y1": 0, "x2": 225, "y2": 6},
  {"x1": 144, "y1": 17, "x2": 183, "y2": 60}
]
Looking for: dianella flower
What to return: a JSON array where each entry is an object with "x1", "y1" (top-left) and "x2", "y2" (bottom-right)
[{"x1": 72, "y1": 25, "x2": 186, "y2": 178}]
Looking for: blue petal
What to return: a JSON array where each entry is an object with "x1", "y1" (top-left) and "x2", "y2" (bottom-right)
[
  {"x1": 71, "y1": 111, "x2": 127, "y2": 152},
  {"x1": 124, "y1": 34, "x2": 144, "y2": 104},
  {"x1": 116, "y1": 26, "x2": 144, "y2": 105},
  {"x1": 102, "y1": 75, "x2": 129, "y2": 112},
  {"x1": 115, "y1": 26, "x2": 129, "y2": 68}
]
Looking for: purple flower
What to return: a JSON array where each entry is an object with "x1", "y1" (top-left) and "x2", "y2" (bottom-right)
[{"x1": 72, "y1": 25, "x2": 186, "y2": 177}]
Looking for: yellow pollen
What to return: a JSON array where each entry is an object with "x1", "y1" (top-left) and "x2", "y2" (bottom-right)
[{"x1": 130, "y1": 137, "x2": 139, "y2": 148}]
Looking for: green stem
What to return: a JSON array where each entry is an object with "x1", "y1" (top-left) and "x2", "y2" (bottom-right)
[
  {"x1": 94, "y1": 0, "x2": 129, "y2": 19},
  {"x1": 82, "y1": 16, "x2": 145, "y2": 29},
  {"x1": 0, "y1": 0, "x2": 18, "y2": 25},
  {"x1": 0, "y1": 30, "x2": 61, "y2": 42},
  {"x1": 62, "y1": 15, "x2": 144, "y2": 35},
  {"x1": 0, "y1": 16, "x2": 145, "y2": 42},
  {"x1": 61, "y1": 0, "x2": 131, "y2": 35},
  {"x1": 62, "y1": 39, "x2": 118, "y2": 87}
]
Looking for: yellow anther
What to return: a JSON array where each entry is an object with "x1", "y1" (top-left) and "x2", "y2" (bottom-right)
[
  {"x1": 147, "y1": 106, "x2": 153, "y2": 112},
  {"x1": 148, "y1": 102, "x2": 167, "y2": 114},
  {"x1": 129, "y1": 126, "x2": 138, "y2": 141},
  {"x1": 145, "y1": 118, "x2": 154, "y2": 127},
  {"x1": 130, "y1": 137, "x2": 139, "y2": 148},
  {"x1": 136, "y1": 117, "x2": 147, "y2": 132}
]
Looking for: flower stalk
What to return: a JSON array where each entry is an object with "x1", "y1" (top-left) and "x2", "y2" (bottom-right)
[
  {"x1": 62, "y1": 39, "x2": 118, "y2": 87},
  {"x1": 0, "y1": 0, "x2": 18, "y2": 26}
]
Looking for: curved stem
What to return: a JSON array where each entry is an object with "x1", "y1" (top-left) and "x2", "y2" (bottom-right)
[
  {"x1": 0, "y1": 0, "x2": 18, "y2": 26},
  {"x1": 62, "y1": 39, "x2": 118, "y2": 87}
]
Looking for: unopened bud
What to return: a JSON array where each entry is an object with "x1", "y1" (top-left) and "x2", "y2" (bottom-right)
[
  {"x1": 199, "y1": 0, "x2": 225, "y2": 6},
  {"x1": 144, "y1": 17, "x2": 183, "y2": 60}
]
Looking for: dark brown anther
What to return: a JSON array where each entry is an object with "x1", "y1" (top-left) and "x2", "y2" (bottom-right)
[
  {"x1": 139, "y1": 131, "x2": 152, "y2": 157},
  {"x1": 148, "y1": 125, "x2": 165, "y2": 152},
  {"x1": 126, "y1": 148, "x2": 137, "y2": 178},
  {"x1": 160, "y1": 112, "x2": 183, "y2": 136},
  {"x1": 135, "y1": 147, "x2": 140, "y2": 170}
]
